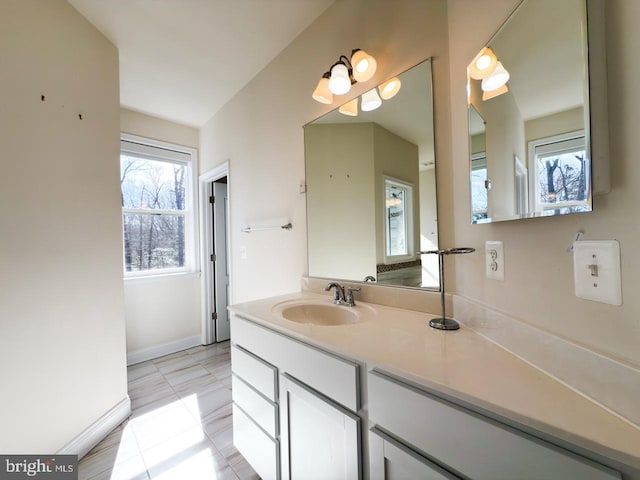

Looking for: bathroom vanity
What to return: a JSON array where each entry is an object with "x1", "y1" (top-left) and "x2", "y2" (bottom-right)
[{"x1": 228, "y1": 291, "x2": 640, "y2": 480}]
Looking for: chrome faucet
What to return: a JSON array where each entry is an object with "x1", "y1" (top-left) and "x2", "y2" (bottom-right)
[
  {"x1": 324, "y1": 282, "x2": 361, "y2": 307},
  {"x1": 324, "y1": 282, "x2": 345, "y2": 304}
]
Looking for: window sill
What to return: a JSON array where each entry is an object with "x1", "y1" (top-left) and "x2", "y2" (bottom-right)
[{"x1": 124, "y1": 271, "x2": 201, "y2": 284}]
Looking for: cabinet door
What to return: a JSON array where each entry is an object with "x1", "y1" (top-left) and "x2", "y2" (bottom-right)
[
  {"x1": 280, "y1": 374, "x2": 361, "y2": 480},
  {"x1": 369, "y1": 428, "x2": 461, "y2": 480}
]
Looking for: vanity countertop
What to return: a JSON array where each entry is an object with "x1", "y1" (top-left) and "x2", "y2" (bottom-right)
[{"x1": 228, "y1": 291, "x2": 640, "y2": 470}]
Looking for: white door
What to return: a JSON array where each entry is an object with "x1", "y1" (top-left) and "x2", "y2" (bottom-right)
[
  {"x1": 212, "y1": 181, "x2": 230, "y2": 341},
  {"x1": 280, "y1": 374, "x2": 361, "y2": 480},
  {"x1": 369, "y1": 428, "x2": 460, "y2": 480}
]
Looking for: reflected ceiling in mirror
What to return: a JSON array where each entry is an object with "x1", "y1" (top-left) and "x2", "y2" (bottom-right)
[
  {"x1": 305, "y1": 59, "x2": 439, "y2": 290},
  {"x1": 468, "y1": 0, "x2": 592, "y2": 224}
]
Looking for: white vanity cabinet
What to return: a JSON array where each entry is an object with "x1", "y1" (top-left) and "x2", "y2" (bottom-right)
[
  {"x1": 280, "y1": 374, "x2": 360, "y2": 480},
  {"x1": 368, "y1": 370, "x2": 622, "y2": 480},
  {"x1": 230, "y1": 314, "x2": 362, "y2": 480}
]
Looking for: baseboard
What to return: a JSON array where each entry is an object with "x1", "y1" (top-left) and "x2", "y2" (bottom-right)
[
  {"x1": 58, "y1": 396, "x2": 131, "y2": 459},
  {"x1": 127, "y1": 335, "x2": 202, "y2": 365}
]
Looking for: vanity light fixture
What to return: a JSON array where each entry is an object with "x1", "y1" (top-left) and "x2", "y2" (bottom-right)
[
  {"x1": 338, "y1": 98, "x2": 358, "y2": 116},
  {"x1": 361, "y1": 88, "x2": 382, "y2": 112},
  {"x1": 469, "y1": 47, "x2": 498, "y2": 80},
  {"x1": 351, "y1": 49, "x2": 377, "y2": 82},
  {"x1": 378, "y1": 77, "x2": 402, "y2": 100},
  {"x1": 481, "y1": 61, "x2": 510, "y2": 92},
  {"x1": 329, "y1": 62, "x2": 352, "y2": 95},
  {"x1": 312, "y1": 49, "x2": 378, "y2": 103},
  {"x1": 312, "y1": 73, "x2": 333, "y2": 104}
]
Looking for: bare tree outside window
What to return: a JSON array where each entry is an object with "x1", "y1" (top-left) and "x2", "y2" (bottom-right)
[
  {"x1": 536, "y1": 150, "x2": 588, "y2": 215},
  {"x1": 120, "y1": 154, "x2": 187, "y2": 272}
]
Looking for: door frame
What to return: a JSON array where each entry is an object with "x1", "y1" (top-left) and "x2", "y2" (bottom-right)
[{"x1": 199, "y1": 161, "x2": 231, "y2": 344}]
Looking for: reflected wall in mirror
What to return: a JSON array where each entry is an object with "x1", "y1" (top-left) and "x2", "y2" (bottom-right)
[
  {"x1": 468, "y1": 0, "x2": 592, "y2": 224},
  {"x1": 305, "y1": 59, "x2": 439, "y2": 290}
]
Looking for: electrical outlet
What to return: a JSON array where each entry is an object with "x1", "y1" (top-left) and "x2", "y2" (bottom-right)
[{"x1": 486, "y1": 241, "x2": 504, "y2": 281}]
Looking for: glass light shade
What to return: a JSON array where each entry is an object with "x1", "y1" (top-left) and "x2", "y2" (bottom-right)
[
  {"x1": 361, "y1": 88, "x2": 382, "y2": 112},
  {"x1": 328, "y1": 63, "x2": 351, "y2": 95},
  {"x1": 481, "y1": 62, "x2": 510, "y2": 92},
  {"x1": 468, "y1": 47, "x2": 498, "y2": 80},
  {"x1": 482, "y1": 83, "x2": 509, "y2": 101},
  {"x1": 351, "y1": 49, "x2": 377, "y2": 82},
  {"x1": 312, "y1": 77, "x2": 333, "y2": 104},
  {"x1": 378, "y1": 77, "x2": 401, "y2": 100},
  {"x1": 338, "y1": 98, "x2": 358, "y2": 116}
]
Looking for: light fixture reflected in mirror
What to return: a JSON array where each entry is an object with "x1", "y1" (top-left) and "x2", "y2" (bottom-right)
[
  {"x1": 379, "y1": 77, "x2": 402, "y2": 99},
  {"x1": 481, "y1": 61, "x2": 510, "y2": 92},
  {"x1": 482, "y1": 83, "x2": 509, "y2": 101},
  {"x1": 469, "y1": 47, "x2": 498, "y2": 80},
  {"x1": 338, "y1": 98, "x2": 358, "y2": 116},
  {"x1": 361, "y1": 88, "x2": 382, "y2": 111}
]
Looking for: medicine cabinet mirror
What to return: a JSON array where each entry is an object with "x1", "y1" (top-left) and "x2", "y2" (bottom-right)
[
  {"x1": 468, "y1": 0, "x2": 598, "y2": 224},
  {"x1": 304, "y1": 59, "x2": 439, "y2": 290}
]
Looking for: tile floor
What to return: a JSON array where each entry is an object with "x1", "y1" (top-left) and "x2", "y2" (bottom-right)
[{"x1": 78, "y1": 342, "x2": 259, "y2": 480}]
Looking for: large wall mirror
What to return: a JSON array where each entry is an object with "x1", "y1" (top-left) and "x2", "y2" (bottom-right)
[
  {"x1": 305, "y1": 59, "x2": 439, "y2": 290},
  {"x1": 468, "y1": 0, "x2": 594, "y2": 224}
]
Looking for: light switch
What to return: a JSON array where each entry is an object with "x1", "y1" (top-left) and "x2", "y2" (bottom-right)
[{"x1": 573, "y1": 240, "x2": 622, "y2": 305}]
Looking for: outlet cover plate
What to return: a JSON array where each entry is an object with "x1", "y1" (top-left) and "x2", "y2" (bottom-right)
[
  {"x1": 486, "y1": 241, "x2": 504, "y2": 281},
  {"x1": 573, "y1": 240, "x2": 621, "y2": 305}
]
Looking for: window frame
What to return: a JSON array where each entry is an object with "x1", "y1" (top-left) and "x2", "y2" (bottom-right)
[
  {"x1": 383, "y1": 176, "x2": 415, "y2": 265},
  {"x1": 120, "y1": 133, "x2": 198, "y2": 279},
  {"x1": 527, "y1": 130, "x2": 589, "y2": 215},
  {"x1": 470, "y1": 151, "x2": 488, "y2": 222}
]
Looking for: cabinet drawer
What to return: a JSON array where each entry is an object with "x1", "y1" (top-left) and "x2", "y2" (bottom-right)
[
  {"x1": 233, "y1": 403, "x2": 279, "y2": 480},
  {"x1": 369, "y1": 428, "x2": 460, "y2": 480},
  {"x1": 232, "y1": 374, "x2": 278, "y2": 438},
  {"x1": 368, "y1": 370, "x2": 621, "y2": 480},
  {"x1": 231, "y1": 344, "x2": 277, "y2": 402},
  {"x1": 232, "y1": 314, "x2": 359, "y2": 411}
]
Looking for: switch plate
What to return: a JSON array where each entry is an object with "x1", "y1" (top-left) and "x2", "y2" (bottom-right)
[
  {"x1": 573, "y1": 240, "x2": 622, "y2": 305},
  {"x1": 239, "y1": 246, "x2": 247, "y2": 260},
  {"x1": 485, "y1": 241, "x2": 504, "y2": 281}
]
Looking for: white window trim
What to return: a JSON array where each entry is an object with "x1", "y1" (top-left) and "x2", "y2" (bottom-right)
[
  {"x1": 527, "y1": 130, "x2": 588, "y2": 215},
  {"x1": 470, "y1": 151, "x2": 488, "y2": 218},
  {"x1": 382, "y1": 176, "x2": 415, "y2": 265},
  {"x1": 120, "y1": 133, "x2": 199, "y2": 279}
]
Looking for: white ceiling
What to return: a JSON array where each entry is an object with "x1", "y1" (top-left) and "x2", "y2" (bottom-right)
[{"x1": 68, "y1": 0, "x2": 335, "y2": 127}]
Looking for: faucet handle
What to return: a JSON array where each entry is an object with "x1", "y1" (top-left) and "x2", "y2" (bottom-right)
[{"x1": 344, "y1": 286, "x2": 361, "y2": 306}]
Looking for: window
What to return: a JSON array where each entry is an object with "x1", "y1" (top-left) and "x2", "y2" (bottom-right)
[
  {"x1": 470, "y1": 152, "x2": 488, "y2": 223},
  {"x1": 384, "y1": 177, "x2": 413, "y2": 262},
  {"x1": 529, "y1": 131, "x2": 590, "y2": 215},
  {"x1": 120, "y1": 136, "x2": 195, "y2": 276}
]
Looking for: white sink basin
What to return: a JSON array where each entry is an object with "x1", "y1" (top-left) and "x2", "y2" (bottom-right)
[{"x1": 272, "y1": 300, "x2": 374, "y2": 326}]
